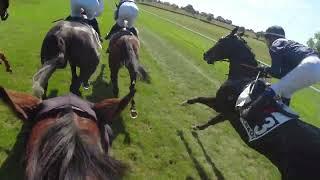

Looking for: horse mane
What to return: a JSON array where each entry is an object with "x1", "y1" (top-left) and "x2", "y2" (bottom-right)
[
  {"x1": 26, "y1": 111, "x2": 127, "y2": 180},
  {"x1": 236, "y1": 35, "x2": 257, "y2": 63}
]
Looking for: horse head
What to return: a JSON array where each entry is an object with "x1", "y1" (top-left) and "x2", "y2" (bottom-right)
[
  {"x1": 0, "y1": 86, "x2": 136, "y2": 179},
  {"x1": 203, "y1": 26, "x2": 257, "y2": 64},
  {"x1": 203, "y1": 27, "x2": 258, "y2": 79},
  {"x1": 0, "y1": 0, "x2": 9, "y2": 21}
]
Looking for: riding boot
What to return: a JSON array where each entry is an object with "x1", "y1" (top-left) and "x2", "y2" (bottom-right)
[
  {"x1": 89, "y1": 18, "x2": 103, "y2": 42},
  {"x1": 241, "y1": 87, "x2": 276, "y2": 120},
  {"x1": 129, "y1": 27, "x2": 139, "y2": 38},
  {"x1": 105, "y1": 23, "x2": 122, "y2": 40}
]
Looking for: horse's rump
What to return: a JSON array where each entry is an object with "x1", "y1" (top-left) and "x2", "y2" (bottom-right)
[
  {"x1": 252, "y1": 119, "x2": 320, "y2": 179},
  {"x1": 41, "y1": 21, "x2": 100, "y2": 67}
]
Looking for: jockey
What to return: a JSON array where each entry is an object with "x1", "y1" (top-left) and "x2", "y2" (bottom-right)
[
  {"x1": 70, "y1": 0, "x2": 104, "y2": 39},
  {"x1": 105, "y1": 0, "x2": 139, "y2": 40},
  {"x1": 242, "y1": 25, "x2": 320, "y2": 119}
]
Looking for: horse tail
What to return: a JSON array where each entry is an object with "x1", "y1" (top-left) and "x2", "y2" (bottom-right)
[
  {"x1": 122, "y1": 38, "x2": 150, "y2": 83},
  {"x1": 26, "y1": 111, "x2": 127, "y2": 180},
  {"x1": 32, "y1": 35, "x2": 66, "y2": 98}
]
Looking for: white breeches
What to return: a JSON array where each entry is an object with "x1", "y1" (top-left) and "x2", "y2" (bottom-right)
[
  {"x1": 271, "y1": 55, "x2": 320, "y2": 98},
  {"x1": 71, "y1": 0, "x2": 104, "y2": 20},
  {"x1": 116, "y1": 2, "x2": 139, "y2": 28}
]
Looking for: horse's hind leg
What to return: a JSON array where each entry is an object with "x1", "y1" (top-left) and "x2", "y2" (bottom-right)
[
  {"x1": 193, "y1": 113, "x2": 225, "y2": 130},
  {"x1": 70, "y1": 65, "x2": 81, "y2": 96},
  {"x1": 183, "y1": 96, "x2": 217, "y2": 109},
  {"x1": 110, "y1": 65, "x2": 120, "y2": 97},
  {"x1": 79, "y1": 62, "x2": 98, "y2": 90}
]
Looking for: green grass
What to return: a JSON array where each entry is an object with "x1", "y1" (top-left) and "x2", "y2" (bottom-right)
[{"x1": 0, "y1": 0, "x2": 319, "y2": 179}]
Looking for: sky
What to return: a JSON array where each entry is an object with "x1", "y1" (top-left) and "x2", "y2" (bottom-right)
[{"x1": 162, "y1": 0, "x2": 320, "y2": 44}]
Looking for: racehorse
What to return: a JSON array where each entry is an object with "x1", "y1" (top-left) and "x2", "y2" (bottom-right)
[
  {"x1": 0, "y1": 52, "x2": 12, "y2": 72},
  {"x1": 0, "y1": 86, "x2": 136, "y2": 180},
  {"x1": 183, "y1": 26, "x2": 260, "y2": 112},
  {"x1": 108, "y1": 21, "x2": 149, "y2": 118},
  {"x1": 32, "y1": 20, "x2": 101, "y2": 99},
  {"x1": 0, "y1": 0, "x2": 9, "y2": 21},
  {"x1": 187, "y1": 75, "x2": 320, "y2": 179}
]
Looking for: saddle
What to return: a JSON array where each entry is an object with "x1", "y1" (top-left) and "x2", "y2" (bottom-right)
[
  {"x1": 110, "y1": 29, "x2": 134, "y2": 41},
  {"x1": 236, "y1": 79, "x2": 299, "y2": 120},
  {"x1": 65, "y1": 16, "x2": 91, "y2": 29}
]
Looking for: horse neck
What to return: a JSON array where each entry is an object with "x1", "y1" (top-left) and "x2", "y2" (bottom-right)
[
  {"x1": 227, "y1": 56, "x2": 258, "y2": 80},
  {"x1": 26, "y1": 111, "x2": 126, "y2": 180}
]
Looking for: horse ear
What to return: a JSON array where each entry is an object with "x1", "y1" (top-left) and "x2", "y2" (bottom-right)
[
  {"x1": 93, "y1": 89, "x2": 136, "y2": 123},
  {"x1": 230, "y1": 26, "x2": 239, "y2": 36},
  {"x1": 0, "y1": 87, "x2": 41, "y2": 120}
]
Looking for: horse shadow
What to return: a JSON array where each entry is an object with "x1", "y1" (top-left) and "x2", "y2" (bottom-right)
[
  {"x1": 177, "y1": 130, "x2": 210, "y2": 180},
  {"x1": 86, "y1": 64, "x2": 114, "y2": 102},
  {"x1": 191, "y1": 131, "x2": 225, "y2": 180},
  {"x1": 0, "y1": 124, "x2": 31, "y2": 180},
  {"x1": 87, "y1": 64, "x2": 131, "y2": 145}
]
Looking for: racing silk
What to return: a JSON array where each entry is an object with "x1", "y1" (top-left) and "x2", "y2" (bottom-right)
[
  {"x1": 35, "y1": 93, "x2": 96, "y2": 120},
  {"x1": 266, "y1": 38, "x2": 318, "y2": 79},
  {"x1": 71, "y1": 0, "x2": 104, "y2": 20},
  {"x1": 115, "y1": 0, "x2": 138, "y2": 28}
]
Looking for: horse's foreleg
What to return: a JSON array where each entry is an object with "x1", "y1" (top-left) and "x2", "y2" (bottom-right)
[
  {"x1": 193, "y1": 113, "x2": 225, "y2": 130},
  {"x1": 183, "y1": 96, "x2": 216, "y2": 109},
  {"x1": 70, "y1": 65, "x2": 81, "y2": 96}
]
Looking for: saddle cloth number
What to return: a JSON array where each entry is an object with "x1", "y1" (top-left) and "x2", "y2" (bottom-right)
[{"x1": 240, "y1": 112, "x2": 293, "y2": 142}]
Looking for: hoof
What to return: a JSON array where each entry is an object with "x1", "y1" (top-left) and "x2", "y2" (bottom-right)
[
  {"x1": 82, "y1": 82, "x2": 90, "y2": 90},
  {"x1": 180, "y1": 100, "x2": 190, "y2": 106},
  {"x1": 191, "y1": 125, "x2": 200, "y2": 131}
]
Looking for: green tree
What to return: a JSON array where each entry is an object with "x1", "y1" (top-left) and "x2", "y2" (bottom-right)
[
  {"x1": 206, "y1": 13, "x2": 214, "y2": 21},
  {"x1": 307, "y1": 32, "x2": 320, "y2": 52}
]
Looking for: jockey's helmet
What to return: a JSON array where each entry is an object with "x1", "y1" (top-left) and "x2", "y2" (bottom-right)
[{"x1": 264, "y1": 26, "x2": 285, "y2": 38}]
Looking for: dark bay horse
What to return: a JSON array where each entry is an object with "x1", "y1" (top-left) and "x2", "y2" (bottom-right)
[
  {"x1": 108, "y1": 26, "x2": 149, "y2": 118},
  {"x1": 0, "y1": 0, "x2": 9, "y2": 21},
  {"x1": 32, "y1": 20, "x2": 101, "y2": 98},
  {"x1": 0, "y1": 86, "x2": 136, "y2": 180},
  {"x1": 183, "y1": 27, "x2": 261, "y2": 113},
  {"x1": 186, "y1": 76, "x2": 320, "y2": 179}
]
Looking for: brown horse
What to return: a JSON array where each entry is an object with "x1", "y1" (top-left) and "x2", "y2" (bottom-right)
[
  {"x1": 108, "y1": 28, "x2": 149, "y2": 118},
  {"x1": 32, "y1": 20, "x2": 101, "y2": 98},
  {"x1": 0, "y1": 0, "x2": 9, "y2": 21},
  {"x1": 0, "y1": 52, "x2": 12, "y2": 72},
  {"x1": 0, "y1": 86, "x2": 136, "y2": 180}
]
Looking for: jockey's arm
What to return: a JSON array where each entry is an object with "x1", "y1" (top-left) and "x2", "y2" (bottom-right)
[{"x1": 265, "y1": 41, "x2": 288, "y2": 79}]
